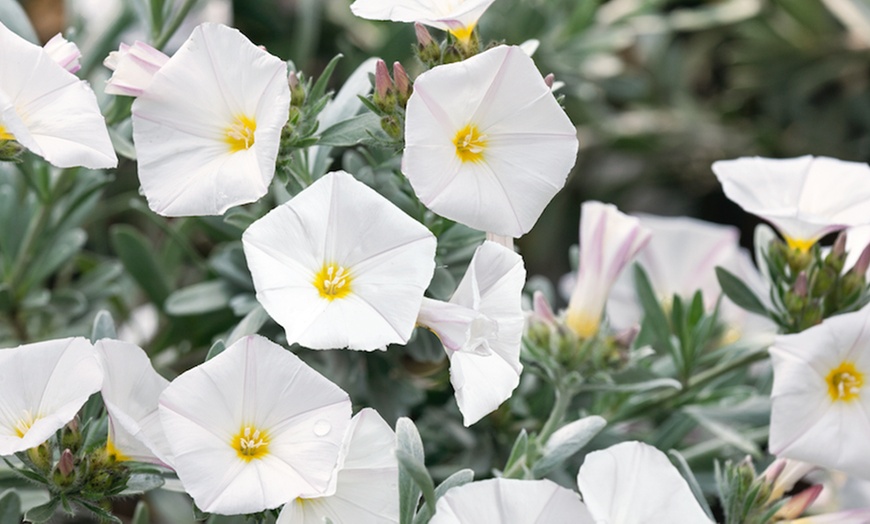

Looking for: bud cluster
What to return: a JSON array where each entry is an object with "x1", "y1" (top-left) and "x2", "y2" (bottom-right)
[
  {"x1": 766, "y1": 232, "x2": 870, "y2": 333},
  {"x1": 370, "y1": 59, "x2": 413, "y2": 140},
  {"x1": 414, "y1": 23, "x2": 481, "y2": 67}
]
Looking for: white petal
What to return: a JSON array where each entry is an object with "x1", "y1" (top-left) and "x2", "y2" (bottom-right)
[
  {"x1": 95, "y1": 339, "x2": 172, "y2": 466},
  {"x1": 243, "y1": 171, "x2": 437, "y2": 350},
  {"x1": 350, "y1": 0, "x2": 497, "y2": 33},
  {"x1": 577, "y1": 441, "x2": 714, "y2": 524},
  {"x1": 0, "y1": 22, "x2": 117, "y2": 169},
  {"x1": 403, "y1": 45, "x2": 578, "y2": 237},
  {"x1": 429, "y1": 478, "x2": 594, "y2": 523},
  {"x1": 43, "y1": 33, "x2": 81, "y2": 74},
  {"x1": 104, "y1": 41, "x2": 170, "y2": 97},
  {"x1": 131, "y1": 23, "x2": 290, "y2": 216},
  {"x1": 0, "y1": 338, "x2": 102, "y2": 455},
  {"x1": 158, "y1": 335, "x2": 351, "y2": 514}
]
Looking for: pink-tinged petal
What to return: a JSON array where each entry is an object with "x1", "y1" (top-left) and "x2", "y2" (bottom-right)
[
  {"x1": 243, "y1": 171, "x2": 437, "y2": 351},
  {"x1": 713, "y1": 156, "x2": 870, "y2": 247},
  {"x1": 0, "y1": 22, "x2": 117, "y2": 169},
  {"x1": 350, "y1": 0, "x2": 496, "y2": 34},
  {"x1": 131, "y1": 23, "x2": 290, "y2": 216},
  {"x1": 95, "y1": 339, "x2": 172, "y2": 466},
  {"x1": 429, "y1": 478, "x2": 594, "y2": 523},
  {"x1": 158, "y1": 335, "x2": 351, "y2": 514},
  {"x1": 104, "y1": 41, "x2": 169, "y2": 97},
  {"x1": 43, "y1": 34, "x2": 81, "y2": 74},
  {"x1": 403, "y1": 45, "x2": 578, "y2": 237},
  {"x1": 577, "y1": 441, "x2": 714, "y2": 524},
  {"x1": 0, "y1": 338, "x2": 102, "y2": 455},
  {"x1": 566, "y1": 201, "x2": 651, "y2": 338}
]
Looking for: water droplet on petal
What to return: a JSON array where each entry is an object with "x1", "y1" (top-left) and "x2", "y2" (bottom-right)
[{"x1": 313, "y1": 420, "x2": 331, "y2": 437}]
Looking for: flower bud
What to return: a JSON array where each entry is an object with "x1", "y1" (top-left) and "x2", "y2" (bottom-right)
[
  {"x1": 810, "y1": 267, "x2": 836, "y2": 297},
  {"x1": 774, "y1": 484, "x2": 823, "y2": 519},
  {"x1": 288, "y1": 71, "x2": 306, "y2": 107},
  {"x1": 373, "y1": 59, "x2": 397, "y2": 112},
  {"x1": 393, "y1": 62, "x2": 412, "y2": 107},
  {"x1": 380, "y1": 114, "x2": 403, "y2": 140},
  {"x1": 532, "y1": 291, "x2": 556, "y2": 324},
  {"x1": 544, "y1": 73, "x2": 555, "y2": 89},
  {"x1": 825, "y1": 231, "x2": 847, "y2": 274}
]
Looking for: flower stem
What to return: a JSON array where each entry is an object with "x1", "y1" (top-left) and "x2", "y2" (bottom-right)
[{"x1": 154, "y1": 0, "x2": 200, "y2": 50}]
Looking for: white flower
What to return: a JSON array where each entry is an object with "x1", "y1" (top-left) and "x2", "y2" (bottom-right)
[
  {"x1": 769, "y1": 305, "x2": 870, "y2": 481},
  {"x1": 403, "y1": 45, "x2": 579, "y2": 237},
  {"x1": 0, "y1": 338, "x2": 102, "y2": 455},
  {"x1": 350, "y1": 0, "x2": 496, "y2": 43},
  {"x1": 43, "y1": 34, "x2": 82, "y2": 74},
  {"x1": 605, "y1": 214, "x2": 776, "y2": 342},
  {"x1": 157, "y1": 335, "x2": 352, "y2": 514},
  {"x1": 712, "y1": 156, "x2": 870, "y2": 252},
  {"x1": 130, "y1": 23, "x2": 291, "y2": 216},
  {"x1": 0, "y1": 22, "x2": 117, "y2": 169},
  {"x1": 416, "y1": 241, "x2": 525, "y2": 426},
  {"x1": 104, "y1": 42, "x2": 170, "y2": 97},
  {"x1": 565, "y1": 201, "x2": 651, "y2": 338},
  {"x1": 242, "y1": 170, "x2": 437, "y2": 351},
  {"x1": 429, "y1": 478, "x2": 594, "y2": 523},
  {"x1": 576, "y1": 441, "x2": 714, "y2": 524},
  {"x1": 94, "y1": 339, "x2": 172, "y2": 466},
  {"x1": 277, "y1": 408, "x2": 399, "y2": 524}
]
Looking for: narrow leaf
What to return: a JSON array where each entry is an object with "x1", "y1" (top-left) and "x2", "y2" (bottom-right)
[
  {"x1": 90, "y1": 310, "x2": 117, "y2": 342},
  {"x1": 715, "y1": 266, "x2": 770, "y2": 317},
  {"x1": 396, "y1": 418, "x2": 425, "y2": 524},
  {"x1": 396, "y1": 449, "x2": 437, "y2": 515},
  {"x1": 532, "y1": 416, "x2": 606, "y2": 477},
  {"x1": 412, "y1": 469, "x2": 474, "y2": 524},
  {"x1": 164, "y1": 281, "x2": 233, "y2": 316},
  {"x1": 111, "y1": 225, "x2": 172, "y2": 306}
]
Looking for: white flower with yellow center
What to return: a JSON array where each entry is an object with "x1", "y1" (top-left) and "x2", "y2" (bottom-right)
[
  {"x1": 769, "y1": 305, "x2": 870, "y2": 480},
  {"x1": 0, "y1": 337, "x2": 102, "y2": 456},
  {"x1": 564, "y1": 201, "x2": 651, "y2": 339},
  {"x1": 403, "y1": 45, "x2": 579, "y2": 238},
  {"x1": 712, "y1": 156, "x2": 870, "y2": 252},
  {"x1": 94, "y1": 339, "x2": 173, "y2": 466},
  {"x1": 130, "y1": 23, "x2": 291, "y2": 216},
  {"x1": 242, "y1": 170, "x2": 437, "y2": 351},
  {"x1": 350, "y1": 0, "x2": 496, "y2": 44},
  {"x1": 0, "y1": 22, "x2": 117, "y2": 169},
  {"x1": 416, "y1": 241, "x2": 525, "y2": 426},
  {"x1": 277, "y1": 408, "x2": 399, "y2": 524},
  {"x1": 429, "y1": 478, "x2": 594, "y2": 523},
  {"x1": 577, "y1": 441, "x2": 714, "y2": 523},
  {"x1": 157, "y1": 335, "x2": 352, "y2": 515}
]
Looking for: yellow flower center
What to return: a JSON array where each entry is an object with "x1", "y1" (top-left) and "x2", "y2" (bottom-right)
[
  {"x1": 785, "y1": 236, "x2": 815, "y2": 253},
  {"x1": 225, "y1": 115, "x2": 257, "y2": 152},
  {"x1": 0, "y1": 124, "x2": 14, "y2": 141},
  {"x1": 449, "y1": 24, "x2": 476, "y2": 43},
  {"x1": 314, "y1": 263, "x2": 353, "y2": 300},
  {"x1": 826, "y1": 361, "x2": 864, "y2": 402},
  {"x1": 14, "y1": 410, "x2": 38, "y2": 438},
  {"x1": 231, "y1": 425, "x2": 270, "y2": 461},
  {"x1": 106, "y1": 437, "x2": 131, "y2": 462},
  {"x1": 453, "y1": 124, "x2": 486, "y2": 163}
]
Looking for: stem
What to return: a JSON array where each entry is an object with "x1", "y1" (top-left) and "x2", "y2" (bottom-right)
[
  {"x1": 6, "y1": 201, "x2": 52, "y2": 297},
  {"x1": 537, "y1": 383, "x2": 572, "y2": 444},
  {"x1": 153, "y1": 0, "x2": 200, "y2": 50}
]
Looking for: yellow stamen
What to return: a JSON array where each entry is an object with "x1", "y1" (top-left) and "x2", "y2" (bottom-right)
[
  {"x1": 106, "y1": 438, "x2": 131, "y2": 462},
  {"x1": 449, "y1": 24, "x2": 475, "y2": 44},
  {"x1": 314, "y1": 263, "x2": 353, "y2": 301},
  {"x1": 224, "y1": 115, "x2": 257, "y2": 152},
  {"x1": 565, "y1": 309, "x2": 599, "y2": 339},
  {"x1": 0, "y1": 124, "x2": 14, "y2": 141},
  {"x1": 453, "y1": 124, "x2": 486, "y2": 163},
  {"x1": 826, "y1": 361, "x2": 863, "y2": 402},
  {"x1": 231, "y1": 425, "x2": 270, "y2": 462},
  {"x1": 14, "y1": 410, "x2": 38, "y2": 438},
  {"x1": 785, "y1": 236, "x2": 815, "y2": 253}
]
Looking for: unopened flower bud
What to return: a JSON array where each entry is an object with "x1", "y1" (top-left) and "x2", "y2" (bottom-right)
[
  {"x1": 774, "y1": 484, "x2": 823, "y2": 519},
  {"x1": 852, "y1": 241, "x2": 870, "y2": 277},
  {"x1": 810, "y1": 267, "x2": 836, "y2": 297},
  {"x1": 798, "y1": 302, "x2": 823, "y2": 331},
  {"x1": 58, "y1": 448, "x2": 75, "y2": 477},
  {"x1": 442, "y1": 44, "x2": 464, "y2": 64},
  {"x1": 380, "y1": 114, "x2": 402, "y2": 139},
  {"x1": 415, "y1": 22, "x2": 435, "y2": 49},
  {"x1": 532, "y1": 291, "x2": 556, "y2": 324},
  {"x1": 27, "y1": 443, "x2": 52, "y2": 473},
  {"x1": 544, "y1": 73, "x2": 555, "y2": 89},
  {"x1": 393, "y1": 62, "x2": 412, "y2": 107},
  {"x1": 794, "y1": 272, "x2": 808, "y2": 297},
  {"x1": 288, "y1": 71, "x2": 305, "y2": 107},
  {"x1": 787, "y1": 247, "x2": 813, "y2": 274},
  {"x1": 374, "y1": 59, "x2": 397, "y2": 112}
]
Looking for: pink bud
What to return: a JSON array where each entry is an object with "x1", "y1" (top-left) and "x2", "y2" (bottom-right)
[
  {"x1": 393, "y1": 61, "x2": 411, "y2": 100},
  {"x1": 794, "y1": 271, "x2": 808, "y2": 297},
  {"x1": 58, "y1": 448, "x2": 75, "y2": 477},
  {"x1": 853, "y1": 241, "x2": 870, "y2": 276},
  {"x1": 375, "y1": 59, "x2": 393, "y2": 101},
  {"x1": 775, "y1": 484, "x2": 823, "y2": 519},
  {"x1": 532, "y1": 291, "x2": 556, "y2": 324},
  {"x1": 544, "y1": 73, "x2": 555, "y2": 89},
  {"x1": 415, "y1": 22, "x2": 435, "y2": 48},
  {"x1": 832, "y1": 230, "x2": 847, "y2": 258}
]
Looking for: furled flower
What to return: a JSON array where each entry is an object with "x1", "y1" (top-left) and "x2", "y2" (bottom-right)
[
  {"x1": 94, "y1": 339, "x2": 172, "y2": 466},
  {"x1": 576, "y1": 441, "x2": 714, "y2": 523},
  {"x1": 429, "y1": 478, "x2": 593, "y2": 523},
  {"x1": 104, "y1": 41, "x2": 170, "y2": 97},
  {"x1": 565, "y1": 201, "x2": 651, "y2": 338},
  {"x1": 416, "y1": 241, "x2": 525, "y2": 426},
  {"x1": 350, "y1": 0, "x2": 497, "y2": 43},
  {"x1": 712, "y1": 156, "x2": 870, "y2": 252},
  {"x1": 605, "y1": 214, "x2": 776, "y2": 342},
  {"x1": 0, "y1": 22, "x2": 117, "y2": 169},
  {"x1": 403, "y1": 45, "x2": 579, "y2": 238},
  {"x1": 128, "y1": 23, "x2": 291, "y2": 216},
  {"x1": 43, "y1": 34, "x2": 82, "y2": 74},
  {"x1": 769, "y1": 305, "x2": 870, "y2": 481},
  {"x1": 277, "y1": 408, "x2": 399, "y2": 524},
  {"x1": 242, "y1": 170, "x2": 437, "y2": 351},
  {"x1": 0, "y1": 338, "x2": 103, "y2": 455},
  {"x1": 157, "y1": 335, "x2": 352, "y2": 514}
]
